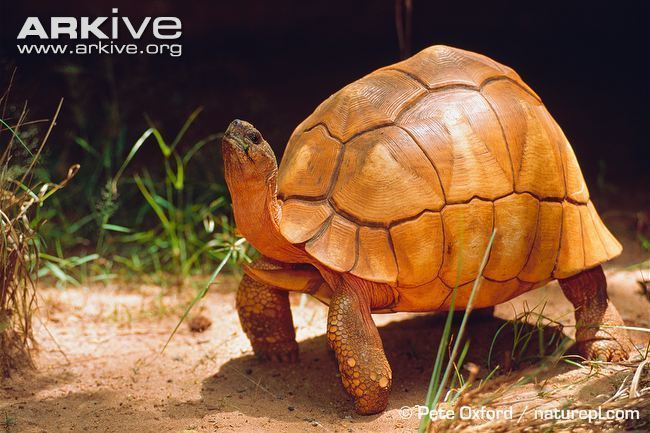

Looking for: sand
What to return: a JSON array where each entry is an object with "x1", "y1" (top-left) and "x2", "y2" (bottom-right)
[{"x1": 1, "y1": 269, "x2": 649, "y2": 432}]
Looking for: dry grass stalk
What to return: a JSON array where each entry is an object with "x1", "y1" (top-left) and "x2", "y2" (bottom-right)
[
  {"x1": 429, "y1": 355, "x2": 650, "y2": 433},
  {"x1": 0, "y1": 79, "x2": 77, "y2": 376}
]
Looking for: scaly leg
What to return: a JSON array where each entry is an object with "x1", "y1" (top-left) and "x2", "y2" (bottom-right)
[
  {"x1": 558, "y1": 265, "x2": 632, "y2": 361},
  {"x1": 236, "y1": 274, "x2": 298, "y2": 362},
  {"x1": 328, "y1": 285, "x2": 392, "y2": 414}
]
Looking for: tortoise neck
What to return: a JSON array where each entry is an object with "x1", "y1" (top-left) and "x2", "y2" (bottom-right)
[{"x1": 229, "y1": 172, "x2": 304, "y2": 263}]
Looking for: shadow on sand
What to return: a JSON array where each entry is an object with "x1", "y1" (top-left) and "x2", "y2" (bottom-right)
[{"x1": 192, "y1": 313, "x2": 572, "y2": 422}]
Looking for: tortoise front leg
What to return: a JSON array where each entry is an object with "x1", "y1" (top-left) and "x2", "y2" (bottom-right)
[
  {"x1": 236, "y1": 274, "x2": 298, "y2": 362},
  {"x1": 328, "y1": 285, "x2": 392, "y2": 414},
  {"x1": 558, "y1": 265, "x2": 632, "y2": 361}
]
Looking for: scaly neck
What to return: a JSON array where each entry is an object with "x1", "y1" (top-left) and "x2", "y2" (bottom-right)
[{"x1": 229, "y1": 173, "x2": 303, "y2": 263}]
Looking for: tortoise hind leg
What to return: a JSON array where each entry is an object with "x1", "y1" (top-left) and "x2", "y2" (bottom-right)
[
  {"x1": 328, "y1": 285, "x2": 392, "y2": 415},
  {"x1": 558, "y1": 265, "x2": 632, "y2": 361},
  {"x1": 236, "y1": 274, "x2": 298, "y2": 362}
]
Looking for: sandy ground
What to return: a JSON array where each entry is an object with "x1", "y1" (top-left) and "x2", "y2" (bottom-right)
[{"x1": 1, "y1": 268, "x2": 649, "y2": 433}]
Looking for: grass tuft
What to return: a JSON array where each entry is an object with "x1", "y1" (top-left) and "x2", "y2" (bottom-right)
[{"x1": 0, "y1": 84, "x2": 76, "y2": 376}]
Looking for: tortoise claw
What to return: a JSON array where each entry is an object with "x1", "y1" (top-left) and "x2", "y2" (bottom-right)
[{"x1": 577, "y1": 333, "x2": 631, "y2": 362}]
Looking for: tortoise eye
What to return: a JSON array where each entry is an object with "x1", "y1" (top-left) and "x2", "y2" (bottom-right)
[{"x1": 246, "y1": 130, "x2": 262, "y2": 144}]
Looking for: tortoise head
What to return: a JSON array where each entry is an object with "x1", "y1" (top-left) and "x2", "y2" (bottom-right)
[
  {"x1": 221, "y1": 119, "x2": 303, "y2": 263},
  {"x1": 222, "y1": 119, "x2": 277, "y2": 181}
]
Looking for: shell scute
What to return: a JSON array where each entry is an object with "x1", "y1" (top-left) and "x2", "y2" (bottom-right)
[
  {"x1": 485, "y1": 193, "x2": 539, "y2": 281},
  {"x1": 304, "y1": 215, "x2": 358, "y2": 273},
  {"x1": 481, "y1": 80, "x2": 566, "y2": 200},
  {"x1": 554, "y1": 202, "x2": 585, "y2": 279},
  {"x1": 518, "y1": 201, "x2": 563, "y2": 282},
  {"x1": 384, "y1": 45, "x2": 534, "y2": 95},
  {"x1": 278, "y1": 125, "x2": 342, "y2": 199},
  {"x1": 331, "y1": 126, "x2": 445, "y2": 225},
  {"x1": 397, "y1": 88, "x2": 513, "y2": 202},
  {"x1": 302, "y1": 69, "x2": 426, "y2": 142},
  {"x1": 350, "y1": 227, "x2": 398, "y2": 283},
  {"x1": 439, "y1": 199, "x2": 494, "y2": 287},
  {"x1": 279, "y1": 199, "x2": 333, "y2": 244},
  {"x1": 587, "y1": 201, "x2": 622, "y2": 258},
  {"x1": 389, "y1": 212, "x2": 443, "y2": 287}
]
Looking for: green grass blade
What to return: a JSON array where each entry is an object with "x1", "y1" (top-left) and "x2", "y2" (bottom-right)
[
  {"x1": 432, "y1": 229, "x2": 497, "y2": 403},
  {"x1": 134, "y1": 174, "x2": 171, "y2": 230},
  {"x1": 40, "y1": 261, "x2": 79, "y2": 286},
  {"x1": 170, "y1": 107, "x2": 203, "y2": 153},
  {"x1": 74, "y1": 137, "x2": 99, "y2": 157},
  {"x1": 0, "y1": 117, "x2": 33, "y2": 156},
  {"x1": 162, "y1": 238, "x2": 246, "y2": 352},
  {"x1": 182, "y1": 133, "x2": 221, "y2": 165},
  {"x1": 419, "y1": 228, "x2": 497, "y2": 433},
  {"x1": 102, "y1": 223, "x2": 132, "y2": 233},
  {"x1": 421, "y1": 222, "x2": 467, "y2": 422},
  {"x1": 112, "y1": 127, "x2": 170, "y2": 191},
  {"x1": 487, "y1": 320, "x2": 511, "y2": 369}
]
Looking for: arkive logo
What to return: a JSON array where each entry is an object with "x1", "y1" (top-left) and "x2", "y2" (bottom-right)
[{"x1": 16, "y1": 8, "x2": 183, "y2": 57}]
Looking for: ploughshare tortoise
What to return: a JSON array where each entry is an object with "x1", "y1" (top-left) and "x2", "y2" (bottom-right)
[{"x1": 221, "y1": 45, "x2": 631, "y2": 414}]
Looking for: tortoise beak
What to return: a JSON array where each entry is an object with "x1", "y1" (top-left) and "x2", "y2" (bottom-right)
[{"x1": 223, "y1": 119, "x2": 251, "y2": 159}]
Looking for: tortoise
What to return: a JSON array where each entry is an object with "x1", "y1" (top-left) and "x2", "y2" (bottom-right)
[{"x1": 221, "y1": 45, "x2": 632, "y2": 414}]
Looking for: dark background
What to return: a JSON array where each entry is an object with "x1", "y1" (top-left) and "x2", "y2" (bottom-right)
[{"x1": 1, "y1": 0, "x2": 649, "y2": 192}]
